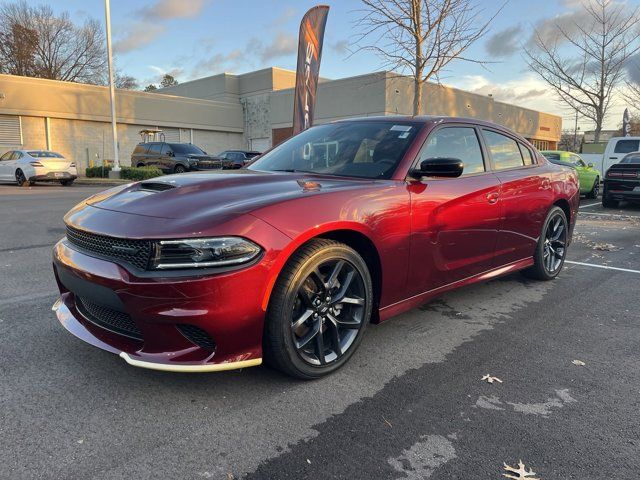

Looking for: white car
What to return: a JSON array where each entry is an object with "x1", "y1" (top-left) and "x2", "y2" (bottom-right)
[{"x1": 0, "y1": 150, "x2": 78, "y2": 186}]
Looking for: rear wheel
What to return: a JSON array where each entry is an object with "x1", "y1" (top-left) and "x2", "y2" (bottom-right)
[
  {"x1": 586, "y1": 177, "x2": 599, "y2": 199},
  {"x1": 60, "y1": 179, "x2": 74, "y2": 186},
  {"x1": 174, "y1": 164, "x2": 186, "y2": 174},
  {"x1": 15, "y1": 169, "x2": 30, "y2": 187},
  {"x1": 522, "y1": 206, "x2": 568, "y2": 281},
  {"x1": 264, "y1": 239, "x2": 372, "y2": 379},
  {"x1": 136, "y1": 163, "x2": 145, "y2": 168}
]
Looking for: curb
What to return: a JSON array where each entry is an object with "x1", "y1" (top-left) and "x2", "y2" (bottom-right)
[{"x1": 74, "y1": 179, "x2": 131, "y2": 186}]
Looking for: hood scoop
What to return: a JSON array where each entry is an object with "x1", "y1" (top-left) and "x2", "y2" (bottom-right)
[{"x1": 138, "y1": 181, "x2": 177, "y2": 192}]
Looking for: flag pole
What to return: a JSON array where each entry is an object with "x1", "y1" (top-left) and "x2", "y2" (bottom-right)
[{"x1": 104, "y1": 0, "x2": 120, "y2": 174}]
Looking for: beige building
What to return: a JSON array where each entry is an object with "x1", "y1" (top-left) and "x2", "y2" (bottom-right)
[{"x1": 0, "y1": 67, "x2": 561, "y2": 174}]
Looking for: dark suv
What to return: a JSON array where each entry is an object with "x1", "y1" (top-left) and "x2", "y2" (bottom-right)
[
  {"x1": 131, "y1": 142, "x2": 222, "y2": 173},
  {"x1": 218, "y1": 150, "x2": 261, "y2": 169}
]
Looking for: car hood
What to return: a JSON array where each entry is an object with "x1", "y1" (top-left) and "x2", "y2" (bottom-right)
[{"x1": 85, "y1": 169, "x2": 377, "y2": 220}]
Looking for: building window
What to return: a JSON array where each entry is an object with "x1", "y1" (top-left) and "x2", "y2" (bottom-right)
[
  {"x1": 0, "y1": 115, "x2": 22, "y2": 146},
  {"x1": 530, "y1": 139, "x2": 549, "y2": 151}
]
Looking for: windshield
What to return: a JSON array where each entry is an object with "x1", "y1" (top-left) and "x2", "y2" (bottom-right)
[
  {"x1": 28, "y1": 151, "x2": 64, "y2": 158},
  {"x1": 248, "y1": 121, "x2": 421, "y2": 179},
  {"x1": 171, "y1": 144, "x2": 206, "y2": 155}
]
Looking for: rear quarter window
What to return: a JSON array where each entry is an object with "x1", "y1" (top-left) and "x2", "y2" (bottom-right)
[
  {"x1": 614, "y1": 140, "x2": 640, "y2": 154},
  {"x1": 133, "y1": 145, "x2": 148, "y2": 155}
]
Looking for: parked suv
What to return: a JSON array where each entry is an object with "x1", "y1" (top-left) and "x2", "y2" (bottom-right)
[
  {"x1": 131, "y1": 142, "x2": 222, "y2": 173},
  {"x1": 218, "y1": 150, "x2": 261, "y2": 169}
]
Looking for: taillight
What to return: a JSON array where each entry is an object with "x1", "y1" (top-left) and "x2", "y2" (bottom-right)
[{"x1": 30, "y1": 161, "x2": 43, "y2": 167}]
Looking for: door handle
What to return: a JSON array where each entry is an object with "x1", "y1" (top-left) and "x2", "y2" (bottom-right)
[{"x1": 486, "y1": 192, "x2": 499, "y2": 204}]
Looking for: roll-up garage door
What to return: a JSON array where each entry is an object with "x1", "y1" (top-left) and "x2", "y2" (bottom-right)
[{"x1": 0, "y1": 115, "x2": 22, "y2": 145}]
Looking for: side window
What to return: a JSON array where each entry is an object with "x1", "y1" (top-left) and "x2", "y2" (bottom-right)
[
  {"x1": 161, "y1": 144, "x2": 172, "y2": 155},
  {"x1": 519, "y1": 144, "x2": 535, "y2": 165},
  {"x1": 12, "y1": 151, "x2": 23, "y2": 160},
  {"x1": 147, "y1": 143, "x2": 161, "y2": 155},
  {"x1": 613, "y1": 140, "x2": 640, "y2": 154},
  {"x1": 572, "y1": 155, "x2": 586, "y2": 167},
  {"x1": 219, "y1": 152, "x2": 228, "y2": 159},
  {"x1": 420, "y1": 127, "x2": 485, "y2": 175},
  {"x1": 0, "y1": 151, "x2": 13, "y2": 161},
  {"x1": 483, "y1": 130, "x2": 524, "y2": 170},
  {"x1": 133, "y1": 145, "x2": 147, "y2": 155}
]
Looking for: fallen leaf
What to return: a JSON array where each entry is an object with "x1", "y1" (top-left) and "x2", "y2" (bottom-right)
[
  {"x1": 503, "y1": 460, "x2": 540, "y2": 479},
  {"x1": 306, "y1": 459, "x2": 311, "y2": 465},
  {"x1": 482, "y1": 374, "x2": 503, "y2": 384},
  {"x1": 572, "y1": 360, "x2": 586, "y2": 366}
]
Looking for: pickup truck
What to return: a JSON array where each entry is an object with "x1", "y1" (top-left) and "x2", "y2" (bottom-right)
[{"x1": 581, "y1": 136, "x2": 640, "y2": 176}]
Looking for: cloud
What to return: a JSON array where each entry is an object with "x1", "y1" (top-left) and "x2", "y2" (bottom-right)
[
  {"x1": 527, "y1": 7, "x2": 592, "y2": 47},
  {"x1": 450, "y1": 74, "x2": 554, "y2": 110},
  {"x1": 258, "y1": 31, "x2": 297, "y2": 62},
  {"x1": 138, "y1": 0, "x2": 209, "y2": 21},
  {"x1": 485, "y1": 26, "x2": 521, "y2": 57},
  {"x1": 114, "y1": 23, "x2": 166, "y2": 54},
  {"x1": 192, "y1": 50, "x2": 245, "y2": 77},
  {"x1": 271, "y1": 7, "x2": 297, "y2": 27},
  {"x1": 331, "y1": 39, "x2": 349, "y2": 55},
  {"x1": 626, "y1": 53, "x2": 640, "y2": 84}
]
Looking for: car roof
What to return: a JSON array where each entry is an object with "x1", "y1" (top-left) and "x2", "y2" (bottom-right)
[
  {"x1": 332, "y1": 115, "x2": 531, "y2": 142},
  {"x1": 540, "y1": 150, "x2": 572, "y2": 155}
]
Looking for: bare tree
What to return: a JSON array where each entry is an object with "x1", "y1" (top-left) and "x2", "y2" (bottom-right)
[
  {"x1": 0, "y1": 2, "x2": 106, "y2": 84},
  {"x1": 115, "y1": 72, "x2": 139, "y2": 90},
  {"x1": 354, "y1": 0, "x2": 504, "y2": 115},
  {"x1": 525, "y1": 0, "x2": 640, "y2": 142},
  {"x1": 0, "y1": 20, "x2": 38, "y2": 76}
]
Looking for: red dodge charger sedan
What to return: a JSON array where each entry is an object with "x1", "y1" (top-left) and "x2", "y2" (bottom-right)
[{"x1": 52, "y1": 117, "x2": 579, "y2": 378}]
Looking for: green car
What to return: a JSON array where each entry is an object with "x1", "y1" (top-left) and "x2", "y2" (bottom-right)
[{"x1": 541, "y1": 150, "x2": 601, "y2": 198}]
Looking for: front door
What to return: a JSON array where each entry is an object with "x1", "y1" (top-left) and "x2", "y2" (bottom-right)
[
  {"x1": 407, "y1": 126, "x2": 502, "y2": 295},
  {"x1": 0, "y1": 151, "x2": 14, "y2": 181}
]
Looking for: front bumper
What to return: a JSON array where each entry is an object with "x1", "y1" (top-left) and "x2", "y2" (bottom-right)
[{"x1": 52, "y1": 239, "x2": 268, "y2": 372}]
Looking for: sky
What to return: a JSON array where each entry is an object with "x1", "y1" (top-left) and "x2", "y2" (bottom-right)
[{"x1": 47, "y1": 0, "x2": 640, "y2": 130}]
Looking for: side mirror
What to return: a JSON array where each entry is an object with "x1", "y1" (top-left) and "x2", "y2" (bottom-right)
[
  {"x1": 168, "y1": 151, "x2": 174, "y2": 157},
  {"x1": 412, "y1": 157, "x2": 464, "y2": 178},
  {"x1": 588, "y1": 162, "x2": 594, "y2": 168}
]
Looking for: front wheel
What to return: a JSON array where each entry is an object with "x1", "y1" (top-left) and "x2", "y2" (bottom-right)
[
  {"x1": 586, "y1": 177, "x2": 599, "y2": 199},
  {"x1": 264, "y1": 239, "x2": 373, "y2": 379},
  {"x1": 60, "y1": 179, "x2": 74, "y2": 186},
  {"x1": 174, "y1": 164, "x2": 186, "y2": 174},
  {"x1": 522, "y1": 206, "x2": 568, "y2": 281}
]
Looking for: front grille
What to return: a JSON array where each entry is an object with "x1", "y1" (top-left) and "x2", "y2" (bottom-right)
[
  {"x1": 76, "y1": 296, "x2": 143, "y2": 340},
  {"x1": 177, "y1": 324, "x2": 216, "y2": 351},
  {"x1": 66, "y1": 226, "x2": 152, "y2": 271}
]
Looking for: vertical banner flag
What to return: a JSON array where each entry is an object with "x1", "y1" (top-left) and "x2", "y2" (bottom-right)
[
  {"x1": 622, "y1": 108, "x2": 631, "y2": 137},
  {"x1": 292, "y1": 5, "x2": 330, "y2": 136}
]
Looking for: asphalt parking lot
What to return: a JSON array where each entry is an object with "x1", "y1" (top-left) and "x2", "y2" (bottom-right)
[{"x1": 1, "y1": 183, "x2": 639, "y2": 479}]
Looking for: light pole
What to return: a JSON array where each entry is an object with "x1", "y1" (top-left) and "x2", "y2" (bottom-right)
[{"x1": 104, "y1": 0, "x2": 120, "y2": 175}]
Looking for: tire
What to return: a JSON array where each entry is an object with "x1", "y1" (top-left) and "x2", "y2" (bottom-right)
[
  {"x1": 586, "y1": 177, "x2": 599, "y2": 199},
  {"x1": 602, "y1": 192, "x2": 619, "y2": 208},
  {"x1": 60, "y1": 179, "x2": 74, "y2": 186},
  {"x1": 136, "y1": 163, "x2": 145, "y2": 168},
  {"x1": 174, "y1": 164, "x2": 186, "y2": 174},
  {"x1": 264, "y1": 239, "x2": 373, "y2": 379},
  {"x1": 522, "y1": 206, "x2": 568, "y2": 281},
  {"x1": 15, "y1": 169, "x2": 29, "y2": 187}
]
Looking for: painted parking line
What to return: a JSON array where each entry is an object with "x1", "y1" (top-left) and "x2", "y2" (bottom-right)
[
  {"x1": 565, "y1": 260, "x2": 640, "y2": 275},
  {"x1": 579, "y1": 202, "x2": 601, "y2": 209},
  {"x1": 578, "y1": 211, "x2": 636, "y2": 219}
]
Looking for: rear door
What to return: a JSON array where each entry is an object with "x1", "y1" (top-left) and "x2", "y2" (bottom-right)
[
  {"x1": 407, "y1": 125, "x2": 502, "y2": 294},
  {"x1": 145, "y1": 143, "x2": 162, "y2": 169},
  {"x1": 482, "y1": 129, "x2": 552, "y2": 267},
  {"x1": 159, "y1": 143, "x2": 174, "y2": 171}
]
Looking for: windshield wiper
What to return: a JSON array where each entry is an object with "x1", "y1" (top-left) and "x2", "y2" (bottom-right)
[{"x1": 270, "y1": 169, "x2": 314, "y2": 173}]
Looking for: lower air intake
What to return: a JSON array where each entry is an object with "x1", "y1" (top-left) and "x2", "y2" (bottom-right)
[{"x1": 176, "y1": 324, "x2": 216, "y2": 351}]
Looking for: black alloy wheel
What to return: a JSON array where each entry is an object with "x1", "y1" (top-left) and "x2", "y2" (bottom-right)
[
  {"x1": 15, "y1": 169, "x2": 29, "y2": 187},
  {"x1": 264, "y1": 239, "x2": 372, "y2": 379},
  {"x1": 174, "y1": 165, "x2": 186, "y2": 174},
  {"x1": 523, "y1": 206, "x2": 568, "y2": 280}
]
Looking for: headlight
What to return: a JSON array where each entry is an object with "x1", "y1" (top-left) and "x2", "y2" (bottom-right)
[{"x1": 150, "y1": 237, "x2": 261, "y2": 270}]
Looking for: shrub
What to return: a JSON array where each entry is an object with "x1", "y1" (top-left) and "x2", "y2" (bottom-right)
[
  {"x1": 85, "y1": 166, "x2": 162, "y2": 181},
  {"x1": 121, "y1": 166, "x2": 163, "y2": 181},
  {"x1": 85, "y1": 166, "x2": 112, "y2": 178}
]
